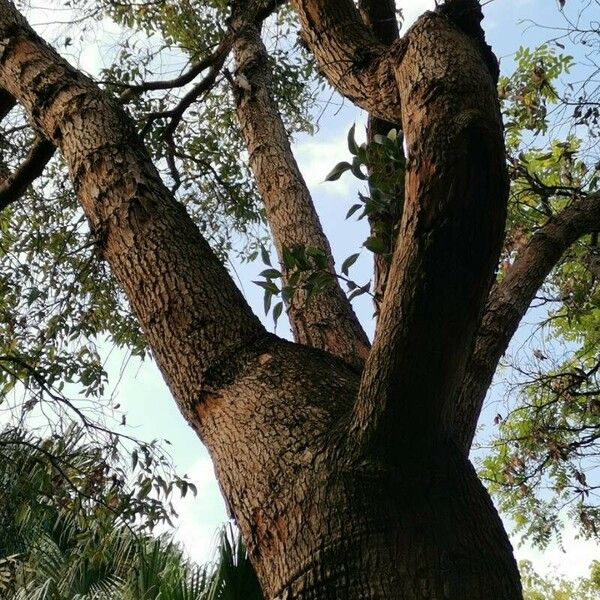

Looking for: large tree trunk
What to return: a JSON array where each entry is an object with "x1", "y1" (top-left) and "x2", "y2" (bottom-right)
[{"x1": 0, "y1": 1, "x2": 523, "y2": 598}]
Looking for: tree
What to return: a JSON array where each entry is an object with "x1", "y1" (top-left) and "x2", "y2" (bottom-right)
[
  {"x1": 0, "y1": 425, "x2": 262, "y2": 600},
  {"x1": 520, "y1": 560, "x2": 600, "y2": 600},
  {"x1": 0, "y1": 0, "x2": 598, "y2": 598}
]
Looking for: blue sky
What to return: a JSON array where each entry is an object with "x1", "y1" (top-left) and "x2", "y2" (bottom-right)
[{"x1": 20, "y1": 0, "x2": 600, "y2": 579}]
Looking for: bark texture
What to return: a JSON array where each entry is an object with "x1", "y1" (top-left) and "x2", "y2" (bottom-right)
[
  {"x1": 291, "y1": 0, "x2": 402, "y2": 122},
  {"x1": 351, "y1": 10, "x2": 508, "y2": 453},
  {"x1": 0, "y1": 7, "x2": 265, "y2": 425},
  {"x1": 359, "y1": 0, "x2": 402, "y2": 305},
  {"x1": 232, "y1": 24, "x2": 369, "y2": 367},
  {"x1": 0, "y1": 1, "x2": 529, "y2": 598}
]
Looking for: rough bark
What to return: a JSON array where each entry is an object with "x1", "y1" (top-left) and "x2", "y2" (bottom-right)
[
  {"x1": 0, "y1": 6, "x2": 265, "y2": 425},
  {"x1": 291, "y1": 0, "x2": 402, "y2": 122},
  {"x1": 359, "y1": 0, "x2": 402, "y2": 305},
  {"x1": 349, "y1": 9, "x2": 508, "y2": 456},
  {"x1": 455, "y1": 192, "x2": 600, "y2": 453},
  {"x1": 1, "y1": 1, "x2": 524, "y2": 598},
  {"x1": 232, "y1": 24, "x2": 370, "y2": 367}
]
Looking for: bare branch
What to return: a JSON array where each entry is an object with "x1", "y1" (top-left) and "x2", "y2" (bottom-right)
[
  {"x1": 454, "y1": 192, "x2": 600, "y2": 454},
  {"x1": 233, "y1": 23, "x2": 370, "y2": 367},
  {"x1": 0, "y1": 88, "x2": 15, "y2": 120},
  {"x1": 0, "y1": 136, "x2": 55, "y2": 211},
  {"x1": 291, "y1": 0, "x2": 402, "y2": 122}
]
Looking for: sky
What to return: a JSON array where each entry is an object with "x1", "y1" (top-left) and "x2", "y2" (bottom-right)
[{"x1": 16, "y1": 0, "x2": 600, "y2": 582}]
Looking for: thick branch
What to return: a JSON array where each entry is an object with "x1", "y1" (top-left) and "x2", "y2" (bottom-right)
[
  {"x1": 0, "y1": 1, "x2": 265, "y2": 424},
  {"x1": 359, "y1": 0, "x2": 403, "y2": 307},
  {"x1": 291, "y1": 0, "x2": 402, "y2": 122},
  {"x1": 454, "y1": 192, "x2": 600, "y2": 454},
  {"x1": 348, "y1": 9, "x2": 507, "y2": 458},
  {"x1": 0, "y1": 136, "x2": 54, "y2": 210},
  {"x1": 358, "y1": 0, "x2": 400, "y2": 42},
  {"x1": 233, "y1": 24, "x2": 370, "y2": 366},
  {"x1": 0, "y1": 88, "x2": 15, "y2": 119}
]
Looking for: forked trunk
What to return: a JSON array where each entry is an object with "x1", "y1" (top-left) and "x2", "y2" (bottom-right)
[
  {"x1": 0, "y1": 1, "x2": 523, "y2": 598},
  {"x1": 197, "y1": 346, "x2": 521, "y2": 599}
]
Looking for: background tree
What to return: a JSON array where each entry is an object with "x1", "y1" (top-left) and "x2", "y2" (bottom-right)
[
  {"x1": 0, "y1": 425, "x2": 262, "y2": 600},
  {"x1": 0, "y1": 0, "x2": 598, "y2": 598}
]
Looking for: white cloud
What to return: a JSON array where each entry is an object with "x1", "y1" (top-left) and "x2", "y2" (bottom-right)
[
  {"x1": 515, "y1": 526, "x2": 599, "y2": 580},
  {"x1": 400, "y1": 0, "x2": 436, "y2": 30},
  {"x1": 170, "y1": 455, "x2": 228, "y2": 565}
]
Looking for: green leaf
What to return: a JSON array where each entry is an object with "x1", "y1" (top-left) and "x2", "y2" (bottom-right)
[
  {"x1": 259, "y1": 268, "x2": 281, "y2": 279},
  {"x1": 341, "y1": 253, "x2": 359, "y2": 276},
  {"x1": 260, "y1": 246, "x2": 271, "y2": 266},
  {"x1": 351, "y1": 158, "x2": 367, "y2": 180},
  {"x1": 324, "y1": 161, "x2": 352, "y2": 182},
  {"x1": 253, "y1": 280, "x2": 279, "y2": 294},
  {"x1": 346, "y1": 204, "x2": 362, "y2": 219},
  {"x1": 273, "y1": 302, "x2": 283, "y2": 326},
  {"x1": 347, "y1": 123, "x2": 359, "y2": 155},
  {"x1": 264, "y1": 290, "x2": 272, "y2": 315},
  {"x1": 364, "y1": 236, "x2": 388, "y2": 255}
]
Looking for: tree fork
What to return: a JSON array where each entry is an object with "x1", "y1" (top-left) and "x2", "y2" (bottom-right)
[{"x1": 0, "y1": 1, "x2": 525, "y2": 597}]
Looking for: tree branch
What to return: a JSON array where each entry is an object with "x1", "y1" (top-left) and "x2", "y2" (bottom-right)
[
  {"x1": 291, "y1": 0, "x2": 403, "y2": 123},
  {"x1": 233, "y1": 22, "x2": 370, "y2": 367},
  {"x1": 135, "y1": 0, "x2": 285, "y2": 139},
  {"x1": 346, "y1": 9, "x2": 507, "y2": 459},
  {"x1": 120, "y1": 42, "x2": 229, "y2": 103},
  {"x1": 454, "y1": 191, "x2": 600, "y2": 454},
  {"x1": 0, "y1": 136, "x2": 55, "y2": 210},
  {"x1": 0, "y1": 0, "x2": 266, "y2": 424},
  {"x1": 358, "y1": 0, "x2": 403, "y2": 307}
]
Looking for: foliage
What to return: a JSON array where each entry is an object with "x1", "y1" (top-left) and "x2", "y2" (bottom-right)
[
  {"x1": 521, "y1": 560, "x2": 600, "y2": 600},
  {"x1": 477, "y1": 28, "x2": 600, "y2": 547},
  {"x1": 326, "y1": 125, "x2": 405, "y2": 257},
  {"x1": 0, "y1": 425, "x2": 262, "y2": 600}
]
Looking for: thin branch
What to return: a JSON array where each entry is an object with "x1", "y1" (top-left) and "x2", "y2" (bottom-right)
[
  {"x1": 232, "y1": 22, "x2": 370, "y2": 366},
  {"x1": 0, "y1": 136, "x2": 55, "y2": 211},
  {"x1": 454, "y1": 192, "x2": 600, "y2": 454}
]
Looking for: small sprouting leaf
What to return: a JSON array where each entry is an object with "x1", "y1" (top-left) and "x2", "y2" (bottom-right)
[
  {"x1": 341, "y1": 253, "x2": 359, "y2": 276},
  {"x1": 324, "y1": 161, "x2": 352, "y2": 182},
  {"x1": 273, "y1": 302, "x2": 283, "y2": 326},
  {"x1": 260, "y1": 246, "x2": 271, "y2": 266},
  {"x1": 347, "y1": 123, "x2": 359, "y2": 155}
]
